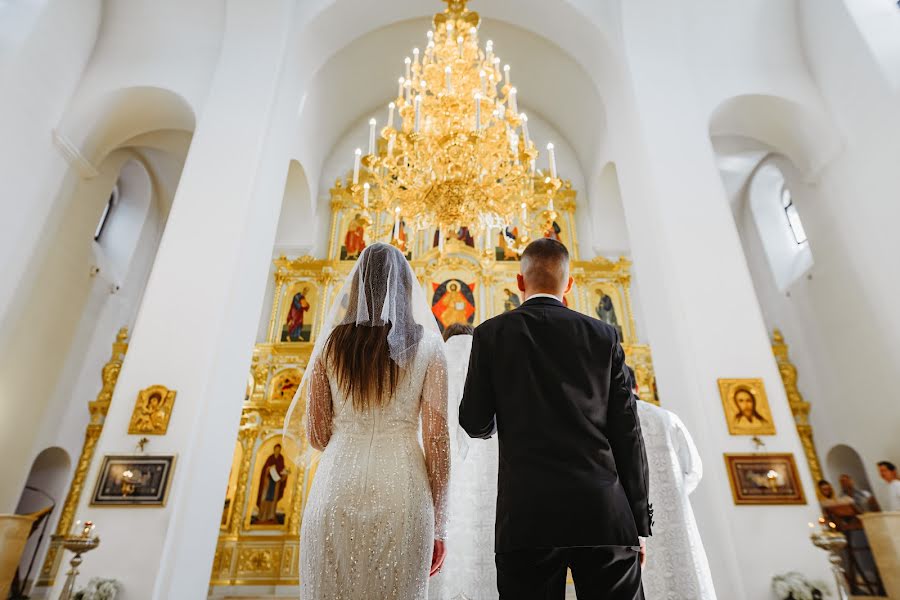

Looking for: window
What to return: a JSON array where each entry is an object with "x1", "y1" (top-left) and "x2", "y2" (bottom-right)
[
  {"x1": 94, "y1": 185, "x2": 119, "y2": 242},
  {"x1": 780, "y1": 187, "x2": 807, "y2": 245}
]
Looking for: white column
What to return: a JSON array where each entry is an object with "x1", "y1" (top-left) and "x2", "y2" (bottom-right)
[
  {"x1": 50, "y1": 3, "x2": 296, "y2": 599},
  {"x1": 614, "y1": 2, "x2": 829, "y2": 598}
]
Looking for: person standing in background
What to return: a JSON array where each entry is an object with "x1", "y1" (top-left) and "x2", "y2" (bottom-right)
[{"x1": 877, "y1": 461, "x2": 900, "y2": 511}]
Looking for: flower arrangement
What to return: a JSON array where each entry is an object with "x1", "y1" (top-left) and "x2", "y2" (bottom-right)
[
  {"x1": 73, "y1": 578, "x2": 122, "y2": 600},
  {"x1": 772, "y1": 572, "x2": 829, "y2": 600}
]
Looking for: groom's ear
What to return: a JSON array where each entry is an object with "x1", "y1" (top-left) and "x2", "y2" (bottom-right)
[
  {"x1": 564, "y1": 276, "x2": 574, "y2": 295},
  {"x1": 516, "y1": 273, "x2": 526, "y2": 293}
]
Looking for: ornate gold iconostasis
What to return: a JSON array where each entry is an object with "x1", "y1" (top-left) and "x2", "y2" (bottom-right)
[{"x1": 207, "y1": 179, "x2": 659, "y2": 588}]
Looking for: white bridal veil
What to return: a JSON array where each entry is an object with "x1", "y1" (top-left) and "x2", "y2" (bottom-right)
[{"x1": 282, "y1": 242, "x2": 442, "y2": 459}]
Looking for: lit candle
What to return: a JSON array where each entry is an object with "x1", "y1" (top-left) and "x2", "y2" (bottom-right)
[
  {"x1": 388, "y1": 102, "x2": 395, "y2": 129},
  {"x1": 353, "y1": 148, "x2": 362, "y2": 184},
  {"x1": 362, "y1": 182, "x2": 370, "y2": 208},
  {"x1": 521, "y1": 202, "x2": 527, "y2": 223},
  {"x1": 530, "y1": 158, "x2": 536, "y2": 175},
  {"x1": 413, "y1": 47, "x2": 420, "y2": 66},
  {"x1": 368, "y1": 118, "x2": 376, "y2": 155},
  {"x1": 493, "y1": 56, "x2": 501, "y2": 75},
  {"x1": 479, "y1": 70, "x2": 487, "y2": 96},
  {"x1": 426, "y1": 40, "x2": 435, "y2": 61},
  {"x1": 439, "y1": 229, "x2": 445, "y2": 253},
  {"x1": 486, "y1": 40, "x2": 494, "y2": 60},
  {"x1": 414, "y1": 95, "x2": 422, "y2": 132},
  {"x1": 445, "y1": 66, "x2": 452, "y2": 94},
  {"x1": 387, "y1": 135, "x2": 394, "y2": 157},
  {"x1": 504, "y1": 64, "x2": 511, "y2": 86},
  {"x1": 457, "y1": 35, "x2": 464, "y2": 58},
  {"x1": 521, "y1": 113, "x2": 530, "y2": 147},
  {"x1": 509, "y1": 87, "x2": 518, "y2": 114},
  {"x1": 549, "y1": 197, "x2": 555, "y2": 212},
  {"x1": 474, "y1": 93, "x2": 482, "y2": 130},
  {"x1": 547, "y1": 142, "x2": 557, "y2": 178},
  {"x1": 404, "y1": 79, "x2": 411, "y2": 102},
  {"x1": 404, "y1": 56, "x2": 411, "y2": 80},
  {"x1": 393, "y1": 207, "x2": 401, "y2": 240},
  {"x1": 397, "y1": 77, "x2": 404, "y2": 99}
]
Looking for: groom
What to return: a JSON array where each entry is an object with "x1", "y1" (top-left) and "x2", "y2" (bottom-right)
[{"x1": 460, "y1": 238, "x2": 652, "y2": 599}]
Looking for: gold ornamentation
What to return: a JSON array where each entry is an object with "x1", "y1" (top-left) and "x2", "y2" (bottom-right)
[
  {"x1": 718, "y1": 378, "x2": 777, "y2": 436},
  {"x1": 38, "y1": 328, "x2": 129, "y2": 587},
  {"x1": 771, "y1": 329, "x2": 824, "y2": 488},
  {"x1": 237, "y1": 548, "x2": 281, "y2": 575},
  {"x1": 127, "y1": 385, "x2": 176, "y2": 435}
]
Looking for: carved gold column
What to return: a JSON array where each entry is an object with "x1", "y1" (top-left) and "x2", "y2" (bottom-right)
[
  {"x1": 36, "y1": 328, "x2": 129, "y2": 587},
  {"x1": 772, "y1": 329, "x2": 824, "y2": 488},
  {"x1": 228, "y1": 425, "x2": 258, "y2": 536}
]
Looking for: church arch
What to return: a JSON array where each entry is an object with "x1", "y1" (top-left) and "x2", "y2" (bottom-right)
[
  {"x1": 709, "y1": 94, "x2": 840, "y2": 181},
  {"x1": 826, "y1": 443, "x2": 876, "y2": 496}
]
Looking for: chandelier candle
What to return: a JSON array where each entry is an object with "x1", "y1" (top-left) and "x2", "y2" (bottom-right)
[
  {"x1": 352, "y1": 148, "x2": 361, "y2": 185},
  {"x1": 547, "y1": 143, "x2": 557, "y2": 179},
  {"x1": 388, "y1": 102, "x2": 395, "y2": 130},
  {"x1": 368, "y1": 119, "x2": 377, "y2": 155},
  {"x1": 509, "y1": 87, "x2": 518, "y2": 114},
  {"x1": 363, "y1": 183, "x2": 370, "y2": 208},
  {"x1": 475, "y1": 94, "x2": 482, "y2": 130}
]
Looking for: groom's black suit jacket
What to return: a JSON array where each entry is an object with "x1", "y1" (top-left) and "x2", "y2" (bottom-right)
[{"x1": 459, "y1": 296, "x2": 652, "y2": 552}]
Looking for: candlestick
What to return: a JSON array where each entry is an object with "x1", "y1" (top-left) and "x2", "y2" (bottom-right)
[
  {"x1": 387, "y1": 135, "x2": 394, "y2": 157},
  {"x1": 413, "y1": 47, "x2": 419, "y2": 64},
  {"x1": 404, "y1": 56, "x2": 411, "y2": 80},
  {"x1": 521, "y1": 113, "x2": 530, "y2": 147},
  {"x1": 368, "y1": 118, "x2": 376, "y2": 155},
  {"x1": 362, "y1": 182, "x2": 370, "y2": 208},
  {"x1": 521, "y1": 202, "x2": 527, "y2": 224},
  {"x1": 445, "y1": 66, "x2": 452, "y2": 94},
  {"x1": 414, "y1": 95, "x2": 422, "y2": 132},
  {"x1": 457, "y1": 35, "x2": 464, "y2": 58},
  {"x1": 397, "y1": 77, "x2": 404, "y2": 100},
  {"x1": 509, "y1": 87, "x2": 518, "y2": 114},
  {"x1": 547, "y1": 142, "x2": 557, "y2": 179},
  {"x1": 387, "y1": 102, "x2": 395, "y2": 129},
  {"x1": 504, "y1": 64, "x2": 511, "y2": 87},
  {"x1": 404, "y1": 79, "x2": 411, "y2": 102},
  {"x1": 549, "y1": 197, "x2": 555, "y2": 212},
  {"x1": 475, "y1": 94, "x2": 481, "y2": 130},
  {"x1": 353, "y1": 148, "x2": 361, "y2": 184},
  {"x1": 479, "y1": 70, "x2": 487, "y2": 96}
]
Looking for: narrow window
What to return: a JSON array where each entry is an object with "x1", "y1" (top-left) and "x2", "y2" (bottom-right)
[
  {"x1": 94, "y1": 185, "x2": 119, "y2": 242},
  {"x1": 781, "y1": 187, "x2": 807, "y2": 245}
]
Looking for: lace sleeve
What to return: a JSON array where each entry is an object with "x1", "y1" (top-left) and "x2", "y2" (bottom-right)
[
  {"x1": 306, "y1": 359, "x2": 333, "y2": 451},
  {"x1": 421, "y1": 343, "x2": 451, "y2": 539}
]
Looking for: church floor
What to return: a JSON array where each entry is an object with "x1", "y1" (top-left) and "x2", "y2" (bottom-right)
[{"x1": 216, "y1": 586, "x2": 580, "y2": 599}]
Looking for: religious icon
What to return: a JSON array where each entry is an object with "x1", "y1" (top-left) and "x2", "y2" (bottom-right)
[
  {"x1": 91, "y1": 455, "x2": 176, "y2": 506},
  {"x1": 724, "y1": 453, "x2": 805, "y2": 505},
  {"x1": 270, "y1": 369, "x2": 301, "y2": 403},
  {"x1": 281, "y1": 286, "x2": 312, "y2": 342},
  {"x1": 342, "y1": 213, "x2": 368, "y2": 260},
  {"x1": 718, "y1": 378, "x2": 777, "y2": 436},
  {"x1": 221, "y1": 442, "x2": 242, "y2": 529},
  {"x1": 594, "y1": 289, "x2": 623, "y2": 338},
  {"x1": 432, "y1": 227, "x2": 476, "y2": 249},
  {"x1": 502, "y1": 288, "x2": 521, "y2": 313},
  {"x1": 252, "y1": 443, "x2": 291, "y2": 526},
  {"x1": 543, "y1": 219, "x2": 562, "y2": 241},
  {"x1": 128, "y1": 385, "x2": 176, "y2": 435},
  {"x1": 431, "y1": 279, "x2": 476, "y2": 332},
  {"x1": 496, "y1": 226, "x2": 520, "y2": 261}
]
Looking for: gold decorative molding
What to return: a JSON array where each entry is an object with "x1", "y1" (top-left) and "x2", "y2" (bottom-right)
[
  {"x1": 771, "y1": 328, "x2": 824, "y2": 488},
  {"x1": 37, "y1": 327, "x2": 129, "y2": 587}
]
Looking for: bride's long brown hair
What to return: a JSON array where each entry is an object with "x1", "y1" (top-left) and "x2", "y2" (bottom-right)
[{"x1": 323, "y1": 244, "x2": 420, "y2": 411}]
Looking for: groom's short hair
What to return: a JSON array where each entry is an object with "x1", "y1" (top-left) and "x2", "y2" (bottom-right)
[{"x1": 521, "y1": 239, "x2": 570, "y2": 292}]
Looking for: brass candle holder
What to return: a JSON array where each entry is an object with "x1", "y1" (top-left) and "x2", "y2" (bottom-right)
[
  {"x1": 58, "y1": 521, "x2": 100, "y2": 600},
  {"x1": 809, "y1": 518, "x2": 851, "y2": 600}
]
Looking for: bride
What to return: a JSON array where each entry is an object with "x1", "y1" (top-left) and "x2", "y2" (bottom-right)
[{"x1": 284, "y1": 243, "x2": 451, "y2": 599}]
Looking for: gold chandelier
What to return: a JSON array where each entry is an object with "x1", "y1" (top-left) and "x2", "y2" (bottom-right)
[{"x1": 344, "y1": 0, "x2": 563, "y2": 253}]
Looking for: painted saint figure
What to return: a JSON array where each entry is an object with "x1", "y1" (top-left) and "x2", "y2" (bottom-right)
[
  {"x1": 732, "y1": 389, "x2": 768, "y2": 426},
  {"x1": 503, "y1": 288, "x2": 521, "y2": 313},
  {"x1": 595, "y1": 290, "x2": 622, "y2": 338},
  {"x1": 256, "y1": 443, "x2": 290, "y2": 524},
  {"x1": 343, "y1": 213, "x2": 367, "y2": 259},
  {"x1": 543, "y1": 220, "x2": 561, "y2": 241},
  {"x1": 133, "y1": 391, "x2": 167, "y2": 433},
  {"x1": 282, "y1": 287, "x2": 311, "y2": 342},
  {"x1": 496, "y1": 226, "x2": 520, "y2": 261},
  {"x1": 432, "y1": 279, "x2": 476, "y2": 331}
]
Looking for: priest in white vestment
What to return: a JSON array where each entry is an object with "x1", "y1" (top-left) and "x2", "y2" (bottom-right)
[
  {"x1": 636, "y1": 390, "x2": 717, "y2": 600},
  {"x1": 430, "y1": 324, "x2": 499, "y2": 600}
]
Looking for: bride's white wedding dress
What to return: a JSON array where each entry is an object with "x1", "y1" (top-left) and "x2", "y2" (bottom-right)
[
  {"x1": 299, "y1": 331, "x2": 450, "y2": 599},
  {"x1": 429, "y1": 334, "x2": 499, "y2": 600}
]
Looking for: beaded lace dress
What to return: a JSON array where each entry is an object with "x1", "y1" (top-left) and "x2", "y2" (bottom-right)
[
  {"x1": 637, "y1": 401, "x2": 717, "y2": 600},
  {"x1": 286, "y1": 244, "x2": 451, "y2": 600}
]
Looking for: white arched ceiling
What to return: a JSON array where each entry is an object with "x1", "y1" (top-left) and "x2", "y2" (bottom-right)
[{"x1": 294, "y1": 15, "x2": 609, "y2": 218}]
